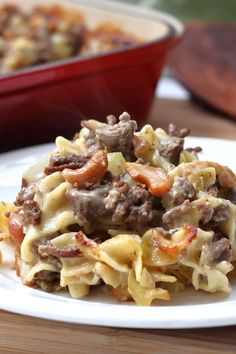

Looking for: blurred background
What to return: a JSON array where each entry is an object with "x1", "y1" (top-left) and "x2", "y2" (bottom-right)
[
  {"x1": 117, "y1": 0, "x2": 236, "y2": 137},
  {"x1": 119, "y1": 0, "x2": 236, "y2": 120},
  {"x1": 0, "y1": 0, "x2": 236, "y2": 153},
  {"x1": 120, "y1": 0, "x2": 236, "y2": 21}
]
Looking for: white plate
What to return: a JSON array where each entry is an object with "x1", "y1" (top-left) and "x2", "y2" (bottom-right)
[
  {"x1": 157, "y1": 77, "x2": 190, "y2": 100},
  {"x1": 0, "y1": 137, "x2": 236, "y2": 329}
]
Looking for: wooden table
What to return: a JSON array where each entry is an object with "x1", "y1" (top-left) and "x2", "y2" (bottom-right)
[
  {"x1": 1, "y1": 98, "x2": 236, "y2": 354},
  {"x1": 151, "y1": 98, "x2": 236, "y2": 140}
]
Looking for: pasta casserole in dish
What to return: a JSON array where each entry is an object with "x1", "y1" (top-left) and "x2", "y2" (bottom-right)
[{"x1": 0, "y1": 3, "x2": 140, "y2": 74}]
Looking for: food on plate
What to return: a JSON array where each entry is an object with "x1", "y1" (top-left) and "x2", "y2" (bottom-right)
[
  {"x1": 1, "y1": 113, "x2": 236, "y2": 305},
  {"x1": 0, "y1": 4, "x2": 140, "y2": 74}
]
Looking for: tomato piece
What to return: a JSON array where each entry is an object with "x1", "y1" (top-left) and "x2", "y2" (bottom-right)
[
  {"x1": 153, "y1": 225, "x2": 197, "y2": 257},
  {"x1": 133, "y1": 135, "x2": 152, "y2": 156},
  {"x1": 125, "y1": 162, "x2": 173, "y2": 197},
  {"x1": 62, "y1": 150, "x2": 108, "y2": 187}
]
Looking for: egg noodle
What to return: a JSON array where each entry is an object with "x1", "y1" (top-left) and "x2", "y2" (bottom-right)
[{"x1": 1, "y1": 112, "x2": 236, "y2": 305}]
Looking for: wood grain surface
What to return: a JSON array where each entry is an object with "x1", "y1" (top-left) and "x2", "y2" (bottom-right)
[
  {"x1": 0, "y1": 98, "x2": 236, "y2": 354},
  {"x1": 149, "y1": 98, "x2": 236, "y2": 139}
]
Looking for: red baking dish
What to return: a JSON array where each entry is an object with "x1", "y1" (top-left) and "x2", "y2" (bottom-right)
[{"x1": 0, "y1": 0, "x2": 183, "y2": 152}]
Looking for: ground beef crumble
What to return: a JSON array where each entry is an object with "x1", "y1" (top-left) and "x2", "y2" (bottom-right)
[
  {"x1": 81, "y1": 112, "x2": 137, "y2": 159},
  {"x1": 159, "y1": 138, "x2": 184, "y2": 165},
  {"x1": 168, "y1": 123, "x2": 191, "y2": 138},
  {"x1": 66, "y1": 176, "x2": 156, "y2": 233},
  {"x1": 22, "y1": 200, "x2": 42, "y2": 226},
  {"x1": 105, "y1": 180, "x2": 154, "y2": 233},
  {"x1": 212, "y1": 204, "x2": 231, "y2": 223},
  {"x1": 14, "y1": 179, "x2": 42, "y2": 226},
  {"x1": 211, "y1": 237, "x2": 232, "y2": 263},
  {"x1": 14, "y1": 182, "x2": 35, "y2": 206},
  {"x1": 200, "y1": 203, "x2": 231, "y2": 227},
  {"x1": 165, "y1": 177, "x2": 195, "y2": 207},
  {"x1": 66, "y1": 184, "x2": 111, "y2": 224},
  {"x1": 162, "y1": 200, "x2": 192, "y2": 224}
]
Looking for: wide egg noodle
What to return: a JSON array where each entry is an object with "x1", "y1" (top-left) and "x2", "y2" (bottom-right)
[
  {"x1": 128, "y1": 269, "x2": 170, "y2": 306},
  {"x1": 94, "y1": 262, "x2": 121, "y2": 288},
  {"x1": 23, "y1": 261, "x2": 59, "y2": 285},
  {"x1": 180, "y1": 228, "x2": 233, "y2": 293},
  {"x1": 135, "y1": 125, "x2": 173, "y2": 171},
  {"x1": 193, "y1": 196, "x2": 236, "y2": 258},
  {"x1": 21, "y1": 176, "x2": 76, "y2": 264},
  {"x1": 55, "y1": 136, "x2": 86, "y2": 156}
]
